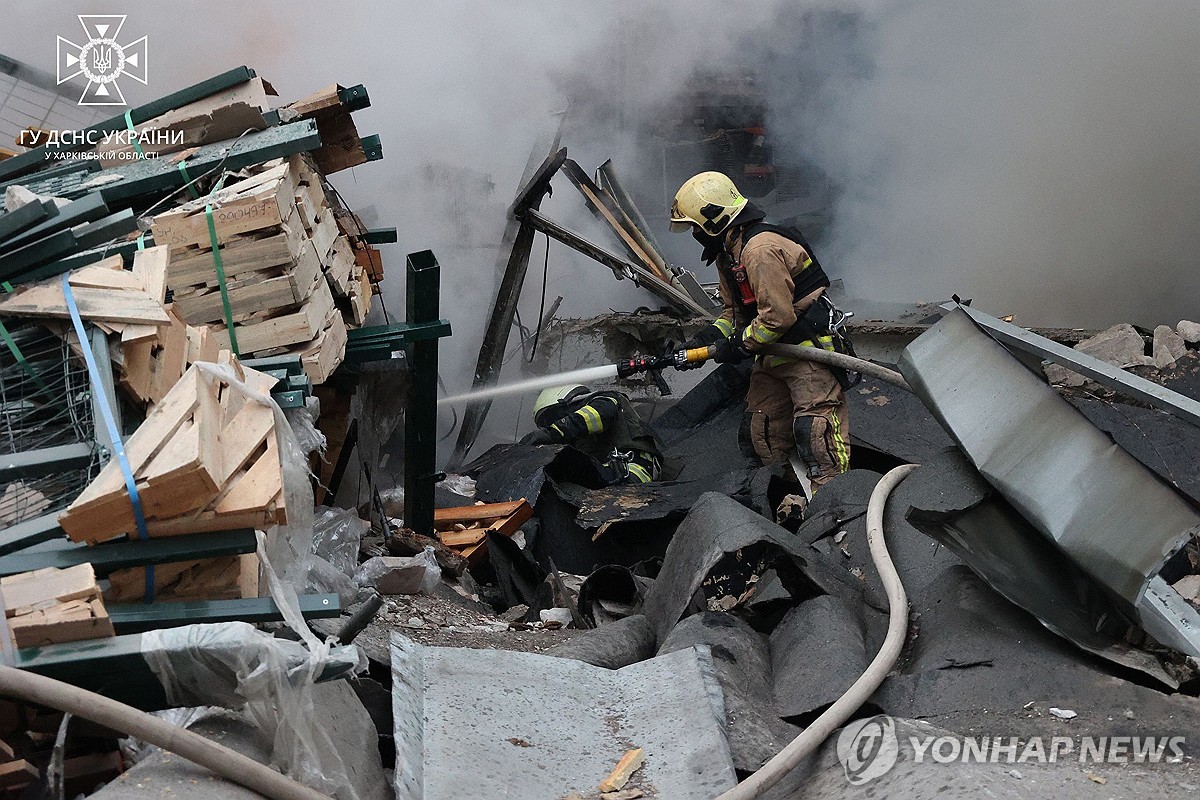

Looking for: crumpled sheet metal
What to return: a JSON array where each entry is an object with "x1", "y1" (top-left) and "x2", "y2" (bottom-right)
[
  {"x1": 640, "y1": 492, "x2": 857, "y2": 647},
  {"x1": 391, "y1": 634, "x2": 737, "y2": 800},
  {"x1": 898, "y1": 449, "x2": 1180, "y2": 687},
  {"x1": 899, "y1": 308, "x2": 1200, "y2": 606}
]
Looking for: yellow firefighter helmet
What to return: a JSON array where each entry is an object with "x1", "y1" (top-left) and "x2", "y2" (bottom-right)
[
  {"x1": 669, "y1": 171, "x2": 749, "y2": 235},
  {"x1": 533, "y1": 384, "x2": 590, "y2": 427}
]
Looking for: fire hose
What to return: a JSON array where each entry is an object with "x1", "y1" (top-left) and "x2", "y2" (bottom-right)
[
  {"x1": 616, "y1": 343, "x2": 910, "y2": 393},
  {"x1": 0, "y1": 665, "x2": 329, "y2": 800}
]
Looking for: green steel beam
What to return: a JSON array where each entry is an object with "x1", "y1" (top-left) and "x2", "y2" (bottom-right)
[
  {"x1": 361, "y1": 134, "x2": 383, "y2": 162},
  {"x1": 73, "y1": 209, "x2": 140, "y2": 251},
  {"x1": 0, "y1": 67, "x2": 258, "y2": 183},
  {"x1": 0, "y1": 228, "x2": 79, "y2": 281},
  {"x1": 346, "y1": 319, "x2": 452, "y2": 344},
  {"x1": 108, "y1": 594, "x2": 340, "y2": 634},
  {"x1": 403, "y1": 250, "x2": 443, "y2": 537},
  {"x1": 0, "y1": 200, "x2": 53, "y2": 245},
  {"x1": 0, "y1": 194, "x2": 109, "y2": 254},
  {"x1": 337, "y1": 84, "x2": 371, "y2": 112},
  {"x1": 0, "y1": 443, "x2": 94, "y2": 482},
  {"x1": 13, "y1": 629, "x2": 360, "y2": 712},
  {"x1": 0, "y1": 513, "x2": 64, "y2": 557},
  {"x1": 0, "y1": 529, "x2": 257, "y2": 577},
  {"x1": 363, "y1": 227, "x2": 397, "y2": 245}
]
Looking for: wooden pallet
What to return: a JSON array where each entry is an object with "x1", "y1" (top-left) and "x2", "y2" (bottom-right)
[
  {"x1": 106, "y1": 553, "x2": 258, "y2": 604},
  {"x1": 58, "y1": 355, "x2": 286, "y2": 543}
]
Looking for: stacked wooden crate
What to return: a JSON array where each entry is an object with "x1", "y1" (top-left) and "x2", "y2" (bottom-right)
[
  {"x1": 149, "y1": 154, "x2": 362, "y2": 383},
  {"x1": 59, "y1": 355, "x2": 286, "y2": 543},
  {"x1": 0, "y1": 565, "x2": 114, "y2": 649}
]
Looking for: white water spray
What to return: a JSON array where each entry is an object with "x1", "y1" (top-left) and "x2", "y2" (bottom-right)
[{"x1": 437, "y1": 364, "x2": 620, "y2": 406}]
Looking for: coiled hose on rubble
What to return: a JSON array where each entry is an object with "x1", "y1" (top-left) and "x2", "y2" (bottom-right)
[{"x1": 714, "y1": 464, "x2": 919, "y2": 800}]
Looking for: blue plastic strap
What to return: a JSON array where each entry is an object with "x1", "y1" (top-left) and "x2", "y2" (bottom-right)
[
  {"x1": 60, "y1": 273, "x2": 155, "y2": 603},
  {"x1": 136, "y1": 233, "x2": 147, "y2": 251}
]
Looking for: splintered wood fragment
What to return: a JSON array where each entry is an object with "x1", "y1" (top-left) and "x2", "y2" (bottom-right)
[
  {"x1": 0, "y1": 283, "x2": 170, "y2": 325},
  {"x1": 601, "y1": 789, "x2": 644, "y2": 800},
  {"x1": 434, "y1": 501, "x2": 527, "y2": 526},
  {"x1": 132, "y1": 245, "x2": 171, "y2": 305},
  {"x1": 599, "y1": 748, "x2": 644, "y2": 794},
  {"x1": 439, "y1": 528, "x2": 486, "y2": 549}
]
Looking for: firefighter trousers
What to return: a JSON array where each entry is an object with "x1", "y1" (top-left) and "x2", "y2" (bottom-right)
[{"x1": 743, "y1": 357, "x2": 850, "y2": 489}]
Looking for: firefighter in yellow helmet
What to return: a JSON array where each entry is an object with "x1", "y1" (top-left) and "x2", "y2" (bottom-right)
[
  {"x1": 670, "y1": 171, "x2": 851, "y2": 495},
  {"x1": 520, "y1": 384, "x2": 664, "y2": 485}
]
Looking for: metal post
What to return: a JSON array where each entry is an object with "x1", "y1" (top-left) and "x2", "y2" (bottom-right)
[{"x1": 403, "y1": 251, "x2": 442, "y2": 537}]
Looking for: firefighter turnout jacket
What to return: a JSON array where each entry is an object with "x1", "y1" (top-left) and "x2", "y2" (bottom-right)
[{"x1": 540, "y1": 391, "x2": 663, "y2": 484}]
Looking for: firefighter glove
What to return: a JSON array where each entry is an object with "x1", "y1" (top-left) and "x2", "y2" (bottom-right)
[{"x1": 712, "y1": 335, "x2": 752, "y2": 365}]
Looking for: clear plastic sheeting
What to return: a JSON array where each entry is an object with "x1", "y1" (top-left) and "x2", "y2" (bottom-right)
[
  {"x1": 142, "y1": 361, "x2": 387, "y2": 800},
  {"x1": 438, "y1": 474, "x2": 476, "y2": 498},
  {"x1": 140, "y1": 623, "x2": 384, "y2": 800},
  {"x1": 284, "y1": 395, "x2": 327, "y2": 458},
  {"x1": 314, "y1": 506, "x2": 371, "y2": 578}
]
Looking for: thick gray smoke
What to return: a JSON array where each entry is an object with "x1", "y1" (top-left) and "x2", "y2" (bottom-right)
[{"x1": 6, "y1": 1, "x2": 1199, "y2": 340}]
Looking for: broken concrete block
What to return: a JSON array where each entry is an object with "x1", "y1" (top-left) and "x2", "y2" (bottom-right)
[
  {"x1": 1079, "y1": 324, "x2": 1153, "y2": 366},
  {"x1": 1174, "y1": 575, "x2": 1200, "y2": 608},
  {"x1": 539, "y1": 607, "x2": 574, "y2": 627},
  {"x1": 354, "y1": 548, "x2": 439, "y2": 595},
  {"x1": 1178, "y1": 320, "x2": 1200, "y2": 344},
  {"x1": 1043, "y1": 362, "x2": 1086, "y2": 387},
  {"x1": 1153, "y1": 325, "x2": 1187, "y2": 369}
]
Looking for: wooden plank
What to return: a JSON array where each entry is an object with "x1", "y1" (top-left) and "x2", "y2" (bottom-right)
[
  {"x1": 439, "y1": 528, "x2": 486, "y2": 549},
  {"x1": 0, "y1": 759, "x2": 37, "y2": 787},
  {"x1": 296, "y1": 311, "x2": 347, "y2": 384},
  {"x1": 150, "y1": 166, "x2": 297, "y2": 248},
  {"x1": 214, "y1": 433, "x2": 282, "y2": 516},
  {"x1": 217, "y1": 401, "x2": 274, "y2": 484},
  {"x1": 211, "y1": 278, "x2": 335, "y2": 354},
  {"x1": 67, "y1": 266, "x2": 143, "y2": 291},
  {"x1": 0, "y1": 282, "x2": 170, "y2": 325},
  {"x1": 9, "y1": 597, "x2": 114, "y2": 648},
  {"x1": 131, "y1": 244, "x2": 170, "y2": 305},
  {"x1": 326, "y1": 235, "x2": 357, "y2": 297},
  {"x1": 121, "y1": 324, "x2": 159, "y2": 344},
  {"x1": 434, "y1": 501, "x2": 527, "y2": 526},
  {"x1": 60, "y1": 368, "x2": 201, "y2": 534},
  {"x1": 146, "y1": 310, "x2": 190, "y2": 405},
  {"x1": 167, "y1": 219, "x2": 302, "y2": 287},
  {"x1": 173, "y1": 266, "x2": 318, "y2": 325},
  {"x1": 0, "y1": 564, "x2": 99, "y2": 614},
  {"x1": 286, "y1": 84, "x2": 341, "y2": 117}
]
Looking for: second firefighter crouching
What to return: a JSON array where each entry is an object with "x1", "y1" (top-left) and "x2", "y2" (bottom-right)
[
  {"x1": 520, "y1": 385, "x2": 666, "y2": 487},
  {"x1": 669, "y1": 170, "x2": 854, "y2": 495}
]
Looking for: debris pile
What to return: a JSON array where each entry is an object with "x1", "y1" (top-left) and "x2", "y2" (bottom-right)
[{"x1": 0, "y1": 65, "x2": 419, "y2": 799}]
